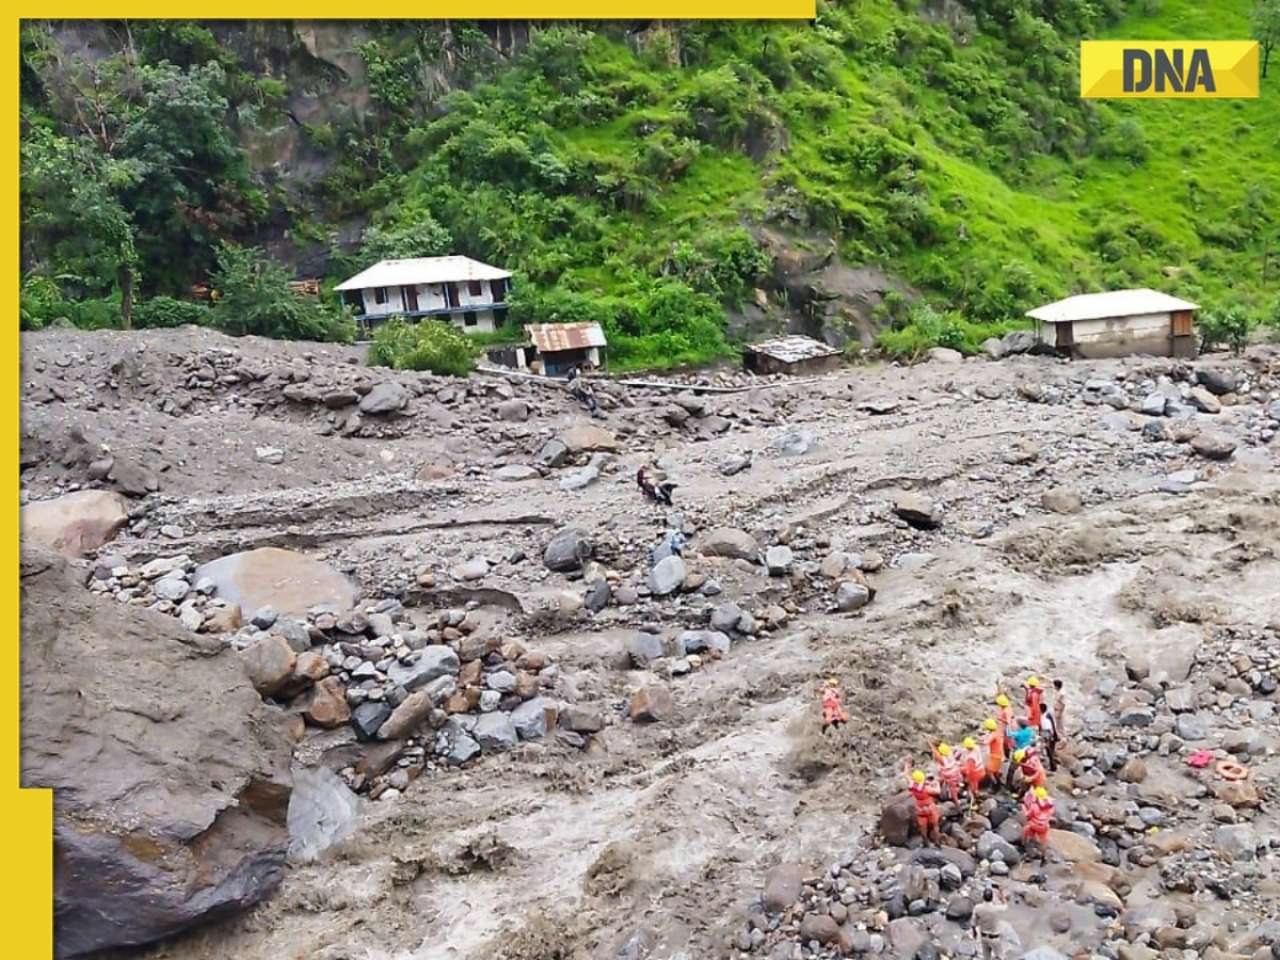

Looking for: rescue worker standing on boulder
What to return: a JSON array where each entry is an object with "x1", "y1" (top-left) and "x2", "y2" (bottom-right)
[
  {"x1": 1020, "y1": 785, "x2": 1055, "y2": 862},
  {"x1": 931, "y1": 741, "x2": 963, "y2": 804},
  {"x1": 994, "y1": 693, "x2": 1015, "y2": 751},
  {"x1": 982, "y1": 717, "x2": 1005, "y2": 786},
  {"x1": 903, "y1": 763, "x2": 942, "y2": 846},
  {"x1": 1023, "y1": 676, "x2": 1044, "y2": 729},
  {"x1": 960, "y1": 736, "x2": 985, "y2": 804}
]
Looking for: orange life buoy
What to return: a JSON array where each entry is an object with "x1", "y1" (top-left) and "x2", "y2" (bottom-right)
[{"x1": 1216, "y1": 760, "x2": 1248, "y2": 782}]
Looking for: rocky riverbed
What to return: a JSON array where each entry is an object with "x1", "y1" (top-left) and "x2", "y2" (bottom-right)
[{"x1": 18, "y1": 327, "x2": 1280, "y2": 960}]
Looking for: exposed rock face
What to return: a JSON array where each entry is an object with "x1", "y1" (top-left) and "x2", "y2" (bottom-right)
[
  {"x1": 193, "y1": 547, "x2": 357, "y2": 621},
  {"x1": 21, "y1": 489, "x2": 130, "y2": 557},
  {"x1": 20, "y1": 547, "x2": 293, "y2": 958}
]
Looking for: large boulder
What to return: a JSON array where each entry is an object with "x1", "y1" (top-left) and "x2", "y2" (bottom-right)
[
  {"x1": 543, "y1": 527, "x2": 593, "y2": 573},
  {"x1": 358, "y1": 382, "x2": 409, "y2": 415},
  {"x1": 193, "y1": 547, "x2": 357, "y2": 622},
  {"x1": 21, "y1": 490, "x2": 130, "y2": 558},
  {"x1": 697, "y1": 527, "x2": 759, "y2": 561},
  {"x1": 20, "y1": 548, "x2": 294, "y2": 958},
  {"x1": 559, "y1": 423, "x2": 619, "y2": 453}
]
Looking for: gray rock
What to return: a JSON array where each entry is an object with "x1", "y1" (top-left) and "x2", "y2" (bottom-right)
[
  {"x1": 351, "y1": 702, "x2": 393, "y2": 741},
  {"x1": 358, "y1": 382, "x2": 409, "y2": 415},
  {"x1": 627, "y1": 632, "x2": 666, "y2": 668},
  {"x1": 559, "y1": 465, "x2": 600, "y2": 491},
  {"x1": 678, "y1": 630, "x2": 731, "y2": 657},
  {"x1": 1215, "y1": 824, "x2": 1257, "y2": 861},
  {"x1": 771, "y1": 430, "x2": 818, "y2": 456},
  {"x1": 511, "y1": 697, "x2": 555, "y2": 740},
  {"x1": 255, "y1": 446, "x2": 285, "y2": 465},
  {"x1": 710, "y1": 603, "x2": 746, "y2": 634},
  {"x1": 697, "y1": 527, "x2": 759, "y2": 561},
  {"x1": 153, "y1": 575, "x2": 190, "y2": 603},
  {"x1": 894, "y1": 492, "x2": 939, "y2": 529},
  {"x1": 544, "y1": 527, "x2": 593, "y2": 573},
  {"x1": 1195, "y1": 368, "x2": 1239, "y2": 396},
  {"x1": 927, "y1": 347, "x2": 963, "y2": 364},
  {"x1": 648, "y1": 555, "x2": 687, "y2": 596},
  {"x1": 496, "y1": 398, "x2": 529, "y2": 422},
  {"x1": 976, "y1": 831, "x2": 1021, "y2": 864},
  {"x1": 584, "y1": 578, "x2": 611, "y2": 613},
  {"x1": 286, "y1": 766, "x2": 361, "y2": 864},
  {"x1": 473, "y1": 712, "x2": 518, "y2": 751},
  {"x1": 1174, "y1": 713, "x2": 1209, "y2": 741},
  {"x1": 386, "y1": 645, "x2": 460, "y2": 692},
  {"x1": 486, "y1": 670, "x2": 517, "y2": 693},
  {"x1": 1164, "y1": 685, "x2": 1195, "y2": 712},
  {"x1": 535, "y1": 438, "x2": 570, "y2": 469},
  {"x1": 765, "y1": 545, "x2": 794, "y2": 576},
  {"x1": 836, "y1": 580, "x2": 872, "y2": 612},
  {"x1": 251, "y1": 606, "x2": 279, "y2": 630},
  {"x1": 447, "y1": 733, "x2": 480, "y2": 765},
  {"x1": 763, "y1": 863, "x2": 806, "y2": 914},
  {"x1": 1001, "y1": 330, "x2": 1037, "y2": 354},
  {"x1": 494, "y1": 464, "x2": 539, "y2": 482},
  {"x1": 1139, "y1": 394, "x2": 1167, "y2": 416}
]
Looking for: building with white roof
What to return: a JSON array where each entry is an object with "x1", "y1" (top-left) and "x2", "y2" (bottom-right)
[
  {"x1": 1026, "y1": 288, "x2": 1200, "y2": 359},
  {"x1": 335, "y1": 256, "x2": 512, "y2": 334}
]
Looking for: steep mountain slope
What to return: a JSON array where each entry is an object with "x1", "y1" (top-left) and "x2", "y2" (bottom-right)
[{"x1": 19, "y1": 5, "x2": 1280, "y2": 366}]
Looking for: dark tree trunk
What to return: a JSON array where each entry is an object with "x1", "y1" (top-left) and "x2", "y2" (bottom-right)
[{"x1": 117, "y1": 263, "x2": 133, "y2": 330}]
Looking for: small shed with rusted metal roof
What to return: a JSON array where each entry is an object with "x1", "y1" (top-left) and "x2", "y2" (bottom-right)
[
  {"x1": 524, "y1": 322, "x2": 608, "y2": 376},
  {"x1": 742, "y1": 335, "x2": 843, "y2": 376}
]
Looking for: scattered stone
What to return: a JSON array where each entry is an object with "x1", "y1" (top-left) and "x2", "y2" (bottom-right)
[
  {"x1": 697, "y1": 527, "x2": 759, "y2": 561},
  {"x1": 21, "y1": 490, "x2": 131, "y2": 558},
  {"x1": 764, "y1": 545, "x2": 793, "y2": 576},
  {"x1": 1041, "y1": 487, "x2": 1083, "y2": 514},
  {"x1": 544, "y1": 527, "x2": 593, "y2": 573},
  {"x1": 648, "y1": 555, "x2": 687, "y2": 597},
  {"x1": 628, "y1": 684, "x2": 673, "y2": 723},
  {"x1": 893, "y1": 492, "x2": 939, "y2": 529}
]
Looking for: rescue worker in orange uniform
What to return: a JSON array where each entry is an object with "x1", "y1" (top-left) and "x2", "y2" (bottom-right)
[
  {"x1": 931, "y1": 742, "x2": 964, "y2": 804},
  {"x1": 819, "y1": 678, "x2": 848, "y2": 734},
  {"x1": 1012, "y1": 748, "x2": 1047, "y2": 789},
  {"x1": 903, "y1": 764, "x2": 942, "y2": 846},
  {"x1": 1023, "y1": 676, "x2": 1044, "y2": 729},
  {"x1": 960, "y1": 736, "x2": 985, "y2": 803},
  {"x1": 1021, "y1": 785, "x2": 1055, "y2": 861},
  {"x1": 981, "y1": 717, "x2": 1005, "y2": 785},
  {"x1": 994, "y1": 694, "x2": 1015, "y2": 751}
]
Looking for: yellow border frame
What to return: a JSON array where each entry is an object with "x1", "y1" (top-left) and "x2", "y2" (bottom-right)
[{"x1": 6, "y1": 9, "x2": 813, "y2": 955}]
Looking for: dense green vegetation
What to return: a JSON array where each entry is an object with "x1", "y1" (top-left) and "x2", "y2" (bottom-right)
[
  {"x1": 368, "y1": 316, "x2": 479, "y2": 375},
  {"x1": 19, "y1": 5, "x2": 1280, "y2": 367}
]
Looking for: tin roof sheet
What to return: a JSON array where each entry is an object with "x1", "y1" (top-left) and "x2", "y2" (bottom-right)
[{"x1": 525, "y1": 322, "x2": 608, "y2": 353}]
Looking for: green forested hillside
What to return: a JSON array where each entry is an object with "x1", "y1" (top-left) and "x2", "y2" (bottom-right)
[{"x1": 19, "y1": 4, "x2": 1280, "y2": 367}]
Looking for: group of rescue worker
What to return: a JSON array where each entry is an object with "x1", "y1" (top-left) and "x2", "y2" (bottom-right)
[{"x1": 897, "y1": 676, "x2": 1065, "y2": 862}]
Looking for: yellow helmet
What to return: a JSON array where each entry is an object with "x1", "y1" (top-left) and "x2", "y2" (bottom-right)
[
  {"x1": 983, "y1": 718, "x2": 997, "y2": 731},
  {"x1": 826, "y1": 677, "x2": 838, "y2": 686},
  {"x1": 1014, "y1": 749, "x2": 1026, "y2": 762},
  {"x1": 963, "y1": 737, "x2": 976, "y2": 749},
  {"x1": 912, "y1": 770, "x2": 925, "y2": 784},
  {"x1": 1034, "y1": 786, "x2": 1048, "y2": 801},
  {"x1": 937, "y1": 743, "x2": 951, "y2": 756},
  {"x1": 1027, "y1": 676, "x2": 1040, "y2": 687},
  {"x1": 996, "y1": 694, "x2": 1010, "y2": 707}
]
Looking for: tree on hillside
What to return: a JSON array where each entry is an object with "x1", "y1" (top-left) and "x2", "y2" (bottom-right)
[
  {"x1": 24, "y1": 47, "x2": 261, "y2": 315},
  {"x1": 1254, "y1": 0, "x2": 1280, "y2": 78},
  {"x1": 21, "y1": 125, "x2": 141, "y2": 327}
]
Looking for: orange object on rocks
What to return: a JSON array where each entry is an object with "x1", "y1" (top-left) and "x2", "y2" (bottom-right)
[
  {"x1": 932, "y1": 743, "x2": 963, "y2": 803},
  {"x1": 819, "y1": 680, "x2": 848, "y2": 727},
  {"x1": 1021, "y1": 787, "x2": 1054, "y2": 843},
  {"x1": 983, "y1": 722, "x2": 1005, "y2": 779},
  {"x1": 1015, "y1": 748, "x2": 1047, "y2": 788}
]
